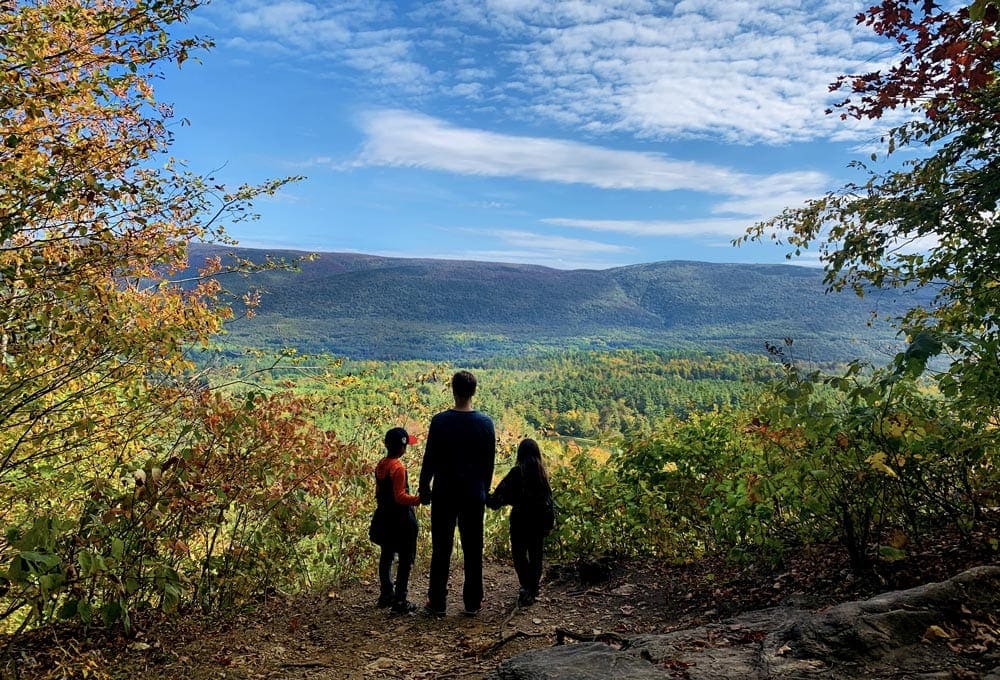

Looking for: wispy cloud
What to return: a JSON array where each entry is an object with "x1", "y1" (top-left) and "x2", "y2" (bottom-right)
[
  {"x1": 354, "y1": 110, "x2": 828, "y2": 198},
  {"x1": 444, "y1": 0, "x2": 898, "y2": 142},
  {"x1": 228, "y1": 1, "x2": 351, "y2": 48},
  {"x1": 401, "y1": 248, "x2": 624, "y2": 270},
  {"x1": 208, "y1": 0, "x2": 902, "y2": 144},
  {"x1": 408, "y1": 225, "x2": 637, "y2": 269},
  {"x1": 711, "y1": 192, "x2": 819, "y2": 219},
  {"x1": 215, "y1": 1, "x2": 433, "y2": 90},
  {"x1": 541, "y1": 217, "x2": 754, "y2": 238},
  {"x1": 483, "y1": 228, "x2": 634, "y2": 253}
]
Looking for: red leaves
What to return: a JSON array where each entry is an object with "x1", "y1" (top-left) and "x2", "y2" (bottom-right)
[{"x1": 832, "y1": 0, "x2": 999, "y2": 123}]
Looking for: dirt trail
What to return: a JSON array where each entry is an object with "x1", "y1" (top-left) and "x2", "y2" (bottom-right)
[
  {"x1": 105, "y1": 558, "x2": 696, "y2": 679},
  {"x1": 8, "y1": 522, "x2": 997, "y2": 679}
]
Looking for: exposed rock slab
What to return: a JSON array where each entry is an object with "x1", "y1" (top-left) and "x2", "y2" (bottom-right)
[
  {"x1": 489, "y1": 565, "x2": 1000, "y2": 680},
  {"x1": 489, "y1": 643, "x2": 668, "y2": 680}
]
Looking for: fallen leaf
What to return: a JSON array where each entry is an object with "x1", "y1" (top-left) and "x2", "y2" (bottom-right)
[
  {"x1": 923, "y1": 624, "x2": 952, "y2": 641},
  {"x1": 888, "y1": 529, "x2": 908, "y2": 549}
]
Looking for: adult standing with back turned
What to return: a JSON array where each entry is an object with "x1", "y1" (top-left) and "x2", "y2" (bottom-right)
[{"x1": 418, "y1": 370, "x2": 496, "y2": 616}]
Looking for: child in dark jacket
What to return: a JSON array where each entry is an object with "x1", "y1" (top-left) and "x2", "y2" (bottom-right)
[
  {"x1": 371, "y1": 427, "x2": 421, "y2": 614},
  {"x1": 486, "y1": 438, "x2": 554, "y2": 606}
]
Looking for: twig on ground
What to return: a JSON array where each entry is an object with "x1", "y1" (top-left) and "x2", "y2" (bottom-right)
[
  {"x1": 500, "y1": 602, "x2": 520, "y2": 629},
  {"x1": 479, "y1": 629, "x2": 549, "y2": 656}
]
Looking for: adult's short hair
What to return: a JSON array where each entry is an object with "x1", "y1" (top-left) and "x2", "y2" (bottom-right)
[{"x1": 452, "y1": 370, "x2": 477, "y2": 401}]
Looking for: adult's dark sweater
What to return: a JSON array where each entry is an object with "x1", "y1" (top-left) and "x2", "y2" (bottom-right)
[{"x1": 418, "y1": 409, "x2": 496, "y2": 505}]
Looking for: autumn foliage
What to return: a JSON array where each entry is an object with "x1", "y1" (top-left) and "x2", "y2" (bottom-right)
[
  {"x1": 830, "y1": 0, "x2": 1000, "y2": 122},
  {"x1": 0, "y1": 2, "x2": 997, "y2": 670},
  {"x1": 0, "y1": 0, "x2": 345, "y2": 637}
]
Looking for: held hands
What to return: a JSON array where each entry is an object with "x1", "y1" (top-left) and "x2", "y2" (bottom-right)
[{"x1": 419, "y1": 490, "x2": 431, "y2": 505}]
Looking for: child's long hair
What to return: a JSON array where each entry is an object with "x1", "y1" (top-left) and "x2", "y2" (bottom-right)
[{"x1": 516, "y1": 438, "x2": 550, "y2": 496}]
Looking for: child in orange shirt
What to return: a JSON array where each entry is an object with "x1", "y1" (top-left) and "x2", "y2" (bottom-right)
[{"x1": 371, "y1": 427, "x2": 421, "y2": 614}]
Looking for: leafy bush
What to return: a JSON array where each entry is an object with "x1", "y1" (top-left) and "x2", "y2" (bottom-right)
[
  {"x1": 1, "y1": 385, "x2": 345, "y2": 633},
  {"x1": 735, "y1": 359, "x2": 998, "y2": 571}
]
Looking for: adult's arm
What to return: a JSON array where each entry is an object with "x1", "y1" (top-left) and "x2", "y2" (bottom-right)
[
  {"x1": 417, "y1": 419, "x2": 436, "y2": 503},
  {"x1": 482, "y1": 418, "x2": 496, "y2": 494},
  {"x1": 488, "y1": 467, "x2": 519, "y2": 508}
]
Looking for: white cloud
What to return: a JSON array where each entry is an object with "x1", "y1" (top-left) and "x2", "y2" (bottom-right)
[
  {"x1": 224, "y1": 36, "x2": 294, "y2": 55},
  {"x1": 229, "y1": 1, "x2": 351, "y2": 48},
  {"x1": 711, "y1": 192, "x2": 818, "y2": 219},
  {"x1": 883, "y1": 233, "x2": 941, "y2": 256},
  {"x1": 449, "y1": 82, "x2": 485, "y2": 98},
  {"x1": 213, "y1": 1, "x2": 433, "y2": 90},
  {"x1": 418, "y1": 225, "x2": 636, "y2": 268},
  {"x1": 208, "y1": 0, "x2": 904, "y2": 144},
  {"x1": 343, "y1": 38, "x2": 435, "y2": 91},
  {"x1": 421, "y1": 0, "x2": 895, "y2": 143},
  {"x1": 488, "y1": 228, "x2": 634, "y2": 253},
  {"x1": 783, "y1": 248, "x2": 825, "y2": 267},
  {"x1": 541, "y1": 217, "x2": 754, "y2": 238},
  {"x1": 412, "y1": 248, "x2": 624, "y2": 269},
  {"x1": 355, "y1": 110, "x2": 828, "y2": 198}
]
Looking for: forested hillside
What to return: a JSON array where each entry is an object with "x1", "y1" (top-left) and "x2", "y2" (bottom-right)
[{"x1": 192, "y1": 244, "x2": 925, "y2": 362}]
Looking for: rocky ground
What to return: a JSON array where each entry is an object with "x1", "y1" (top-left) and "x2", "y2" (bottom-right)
[{"x1": 4, "y1": 515, "x2": 998, "y2": 679}]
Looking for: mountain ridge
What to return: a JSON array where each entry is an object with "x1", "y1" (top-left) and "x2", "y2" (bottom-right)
[{"x1": 190, "y1": 243, "x2": 921, "y2": 362}]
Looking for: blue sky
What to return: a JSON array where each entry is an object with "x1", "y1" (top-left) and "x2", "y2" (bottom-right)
[{"x1": 158, "y1": 0, "x2": 905, "y2": 270}]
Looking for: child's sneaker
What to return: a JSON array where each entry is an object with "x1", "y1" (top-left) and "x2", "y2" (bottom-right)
[
  {"x1": 517, "y1": 588, "x2": 535, "y2": 607},
  {"x1": 391, "y1": 600, "x2": 417, "y2": 615},
  {"x1": 462, "y1": 600, "x2": 483, "y2": 616},
  {"x1": 376, "y1": 594, "x2": 394, "y2": 608}
]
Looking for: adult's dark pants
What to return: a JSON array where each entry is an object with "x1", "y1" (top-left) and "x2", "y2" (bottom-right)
[
  {"x1": 510, "y1": 513, "x2": 545, "y2": 595},
  {"x1": 428, "y1": 498, "x2": 485, "y2": 611}
]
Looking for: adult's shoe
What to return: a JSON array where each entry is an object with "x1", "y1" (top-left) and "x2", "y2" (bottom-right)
[{"x1": 423, "y1": 601, "x2": 446, "y2": 617}]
